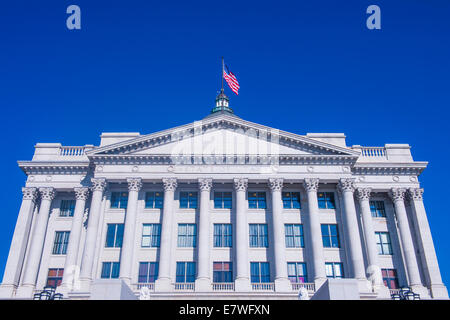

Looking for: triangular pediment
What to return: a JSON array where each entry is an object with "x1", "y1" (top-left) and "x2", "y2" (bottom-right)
[{"x1": 87, "y1": 114, "x2": 359, "y2": 159}]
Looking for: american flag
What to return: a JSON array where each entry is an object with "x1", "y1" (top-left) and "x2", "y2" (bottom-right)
[{"x1": 223, "y1": 65, "x2": 240, "y2": 95}]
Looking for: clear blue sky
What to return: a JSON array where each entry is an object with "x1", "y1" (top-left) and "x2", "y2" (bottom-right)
[{"x1": 1, "y1": 1, "x2": 449, "y2": 286}]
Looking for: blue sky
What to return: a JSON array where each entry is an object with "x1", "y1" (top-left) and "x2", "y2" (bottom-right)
[{"x1": 1, "y1": 1, "x2": 449, "y2": 287}]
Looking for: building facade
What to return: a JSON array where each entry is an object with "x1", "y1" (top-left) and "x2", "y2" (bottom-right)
[{"x1": 0, "y1": 93, "x2": 448, "y2": 299}]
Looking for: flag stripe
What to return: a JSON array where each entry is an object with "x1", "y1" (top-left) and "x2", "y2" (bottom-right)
[{"x1": 223, "y1": 66, "x2": 240, "y2": 95}]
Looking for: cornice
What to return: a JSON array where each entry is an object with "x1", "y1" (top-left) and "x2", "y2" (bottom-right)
[
  {"x1": 352, "y1": 162, "x2": 427, "y2": 176},
  {"x1": 18, "y1": 161, "x2": 90, "y2": 175}
]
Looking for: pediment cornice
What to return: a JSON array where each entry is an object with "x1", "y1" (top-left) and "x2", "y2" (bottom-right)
[
  {"x1": 18, "y1": 161, "x2": 90, "y2": 175},
  {"x1": 352, "y1": 162, "x2": 428, "y2": 176},
  {"x1": 86, "y1": 115, "x2": 360, "y2": 158}
]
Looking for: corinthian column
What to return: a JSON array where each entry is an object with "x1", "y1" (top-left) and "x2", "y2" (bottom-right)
[
  {"x1": 155, "y1": 178, "x2": 177, "y2": 292},
  {"x1": 0, "y1": 188, "x2": 38, "y2": 298},
  {"x1": 389, "y1": 188, "x2": 422, "y2": 288},
  {"x1": 268, "y1": 178, "x2": 290, "y2": 292},
  {"x1": 303, "y1": 178, "x2": 326, "y2": 284},
  {"x1": 17, "y1": 187, "x2": 56, "y2": 298},
  {"x1": 195, "y1": 178, "x2": 213, "y2": 292},
  {"x1": 355, "y1": 188, "x2": 383, "y2": 287},
  {"x1": 119, "y1": 178, "x2": 142, "y2": 284},
  {"x1": 338, "y1": 179, "x2": 366, "y2": 280},
  {"x1": 80, "y1": 178, "x2": 106, "y2": 283},
  {"x1": 407, "y1": 188, "x2": 448, "y2": 298},
  {"x1": 234, "y1": 178, "x2": 251, "y2": 292},
  {"x1": 60, "y1": 187, "x2": 90, "y2": 293}
]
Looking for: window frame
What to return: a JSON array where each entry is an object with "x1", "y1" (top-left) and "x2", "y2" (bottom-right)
[
  {"x1": 52, "y1": 231, "x2": 70, "y2": 255},
  {"x1": 176, "y1": 262, "x2": 196, "y2": 283},
  {"x1": 282, "y1": 192, "x2": 301, "y2": 209},
  {"x1": 249, "y1": 224, "x2": 269, "y2": 248},
  {"x1": 285, "y1": 224, "x2": 304, "y2": 248},
  {"x1": 101, "y1": 262, "x2": 120, "y2": 279},
  {"x1": 213, "y1": 224, "x2": 232, "y2": 247},
  {"x1": 317, "y1": 192, "x2": 336, "y2": 209},
  {"x1": 105, "y1": 223, "x2": 124, "y2": 248},
  {"x1": 375, "y1": 231, "x2": 393, "y2": 255},
  {"x1": 138, "y1": 262, "x2": 159, "y2": 283},
  {"x1": 177, "y1": 223, "x2": 197, "y2": 247},
  {"x1": 144, "y1": 191, "x2": 164, "y2": 209},
  {"x1": 325, "y1": 262, "x2": 344, "y2": 279},
  {"x1": 250, "y1": 262, "x2": 270, "y2": 283},
  {"x1": 214, "y1": 192, "x2": 232, "y2": 209},
  {"x1": 46, "y1": 268, "x2": 64, "y2": 288},
  {"x1": 110, "y1": 192, "x2": 128, "y2": 209},
  {"x1": 370, "y1": 200, "x2": 386, "y2": 218},
  {"x1": 213, "y1": 262, "x2": 233, "y2": 283},
  {"x1": 141, "y1": 224, "x2": 161, "y2": 248},
  {"x1": 59, "y1": 200, "x2": 75, "y2": 217},
  {"x1": 287, "y1": 262, "x2": 307, "y2": 283},
  {"x1": 248, "y1": 192, "x2": 267, "y2": 209},
  {"x1": 179, "y1": 191, "x2": 198, "y2": 209},
  {"x1": 382, "y1": 268, "x2": 399, "y2": 289}
]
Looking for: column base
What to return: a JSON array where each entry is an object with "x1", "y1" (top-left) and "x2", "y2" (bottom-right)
[
  {"x1": 429, "y1": 284, "x2": 449, "y2": 299},
  {"x1": 234, "y1": 278, "x2": 251, "y2": 292},
  {"x1": 0, "y1": 284, "x2": 16, "y2": 299},
  {"x1": 410, "y1": 284, "x2": 430, "y2": 299},
  {"x1": 15, "y1": 284, "x2": 35, "y2": 299},
  {"x1": 154, "y1": 278, "x2": 173, "y2": 292},
  {"x1": 194, "y1": 278, "x2": 212, "y2": 292},
  {"x1": 274, "y1": 278, "x2": 292, "y2": 292}
]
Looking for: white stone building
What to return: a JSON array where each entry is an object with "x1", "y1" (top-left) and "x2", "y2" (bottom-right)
[{"x1": 0, "y1": 92, "x2": 447, "y2": 299}]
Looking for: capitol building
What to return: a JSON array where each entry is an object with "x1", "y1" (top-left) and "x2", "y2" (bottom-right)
[{"x1": 0, "y1": 92, "x2": 447, "y2": 300}]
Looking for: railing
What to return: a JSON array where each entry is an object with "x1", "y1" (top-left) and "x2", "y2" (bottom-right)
[
  {"x1": 390, "y1": 288, "x2": 401, "y2": 295},
  {"x1": 174, "y1": 283, "x2": 195, "y2": 291},
  {"x1": 251, "y1": 283, "x2": 275, "y2": 291},
  {"x1": 359, "y1": 147, "x2": 386, "y2": 158},
  {"x1": 212, "y1": 283, "x2": 235, "y2": 291},
  {"x1": 59, "y1": 146, "x2": 86, "y2": 156},
  {"x1": 291, "y1": 282, "x2": 315, "y2": 292},
  {"x1": 136, "y1": 283, "x2": 155, "y2": 291}
]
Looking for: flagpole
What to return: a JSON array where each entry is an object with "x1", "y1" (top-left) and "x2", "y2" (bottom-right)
[{"x1": 221, "y1": 56, "x2": 224, "y2": 93}]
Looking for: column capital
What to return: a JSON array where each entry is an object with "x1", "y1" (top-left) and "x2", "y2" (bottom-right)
[
  {"x1": 338, "y1": 178, "x2": 356, "y2": 193},
  {"x1": 127, "y1": 178, "x2": 143, "y2": 192},
  {"x1": 90, "y1": 178, "x2": 106, "y2": 192},
  {"x1": 303, "y1": 178, "x2": 319, "y2": 192},
  {"x1": 22, "y1": 187, "x2": 38, "y2": 202},
  {"x1": 39, "y1": 187, "x2": 56, "y2": 201},
  {"x1": 408, "y1": 188, "x2": 424, "y2": 201},
  {"x1": 389, "y1": 188, "x2": 406, "y2": 202},
  {"x1": 233, "y1": 178, "x2": 248, "y2": 192},
  {"x1": 74, "y1": 187, "x2": 90, "y2": 201},
  {"x1": 355, "y1": 187, "x2": 372, "y2": 201},
  {"x1": 268, "y1": 178, "x2": 283, "y2": 192},
  {"x1": 162, "y1": 178, "x2": 177, "y2": 192},
  {"x1": 198, "y1": 178, "x2": 213, "y2": 192}
]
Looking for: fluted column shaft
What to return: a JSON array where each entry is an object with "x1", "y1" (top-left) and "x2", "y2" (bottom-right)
[
  {"x1": 407, "y1": 188, "x2": 444, "y2": 287},
  {"x1": 234, "y1": 178, "x2": 250, "y2": 291},
  {"x1": 338, "y1": 179, "x2": 366, "y2": 279},
  {"x1": 356, "y1": 188, "x2": 383, "y2": 285},
  {"x1": 390, "y1": 188, "x2": 422, "y2": 286},
  {"x1": 196, "y1": 178, "x2": 213, "y2": 290},
  {"x1": 119, "y1": 178, "x2": 142, "y2": 284},
  {"x1": 80, "y1": 178, "x2": 106, "y2": 281},
  {"x1": 61, "y1": 187, "x2": 90, "y2": 290},
  {"x1": 1, "y1": 188, "x2": 38, "y2": 294},
  {"x1": 156, "y1": 178, "x2": 177, "y2": 286},
  {"x1": 268, "y1": 179, "x2": 289, "y2": 283},
  {"x1": 22, "y1": 188, "x2": 56, "y2": 288},
  {"x1": 303, "y1": 178, "x2": 326, "y2": 281}
]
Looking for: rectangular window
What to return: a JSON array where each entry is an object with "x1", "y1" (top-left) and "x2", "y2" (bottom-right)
[
  {"x1": 213, "y1": 224, "x2": 232, "y2": 247},
  {"x1": 60, "y1": 200, "x2": 75, "y2": 217},
  {"x1": 382, "y1": 269, "x2": 399, "y2": 289},
  {"x1": 177, "y1": 224, "x2": 197, "y2": 247},
  {"x1": 285, "y1": 224, "x2": 304, "y2": 248},
  {"x1": 248, "y1": 192, "x2": 267, "y2": 209},
  {"x1": 249, "y1": 224, "x2": 269, "y2": 248},
  {"x1": 213, "y1": 262, "x2": 233, "y2": 283},
  {"x1": 176, "y1": 262, "x2": 196, "y2": 283},
  {"x1": 180, "y1": 192, "x2": 198, "y2": 209},
  {"x1": 376, "y1": 232, "x2": 393, "y2": 255},
  {"x1": 145, "y1": 192, "x2": 164, "y2": 209},
  {"x1": 287, "y1": 262, "x2": 307, "y2": 283},
  {"x1": 214, "y1": 192, "x2": 232, "y2": 209},
  {"x1": 141, "y1": 224, "x2": 161, "y2": 247},
  {"x1": 318, "y1": 192, "x2": 335, "y2": 209},
  {"x1": 138, "y1": 262, "x2": 159, "y2": 283},
  {"x1": 101, "y1": 262, "x2": 120, "y2": 279},
  {"x1": 46, "y1": 268, "x2": 64, "y2": 288},
  {"x1": 52, "y1": 231, "x2": 70, "y2": 255},
  {"x1": 370, "y1": 201, "x2": 386, "y2": 217},
  {"x1": 282, "y1": 192, "x2": 301, "y2": 209},
  {"x1": 321, "y1": 224, "x2": 340, "y2": 248},
  {"x1": 110, "y1": 192, "x2": 128, "y2": 209},
  {"x1": 325, "y1": 262, "x2": 343, "y2": 278},
  {"x1": 250, "y1": 262, "x2": 270, "y2": 283},
  {"x1": 105, "y1": 224, "x2": 124, "y2": 248}
]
